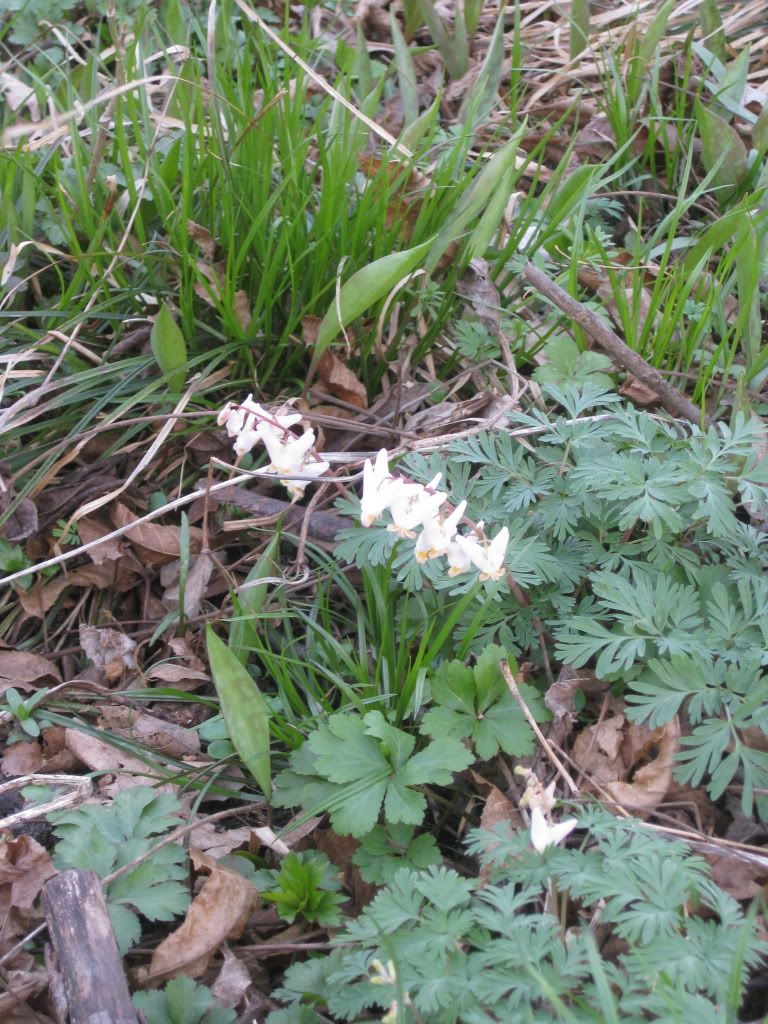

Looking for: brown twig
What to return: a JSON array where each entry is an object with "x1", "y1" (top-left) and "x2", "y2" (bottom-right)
[
  {"x1": 501, "y1": 660, "x2": 579, "y2": 795},
  {"x1": 522, "y1": 262, "x2": 709, "y2": 427}
]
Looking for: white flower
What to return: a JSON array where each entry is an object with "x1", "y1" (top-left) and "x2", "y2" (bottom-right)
[
  {"x1": 233, "y1": 424, "x2": 262, "y2": 458},
  {"x1": 360, "y1": 449, "x2": 407, "y2": 527},
  {"x1": 468, "y1": 526, "x2": 509, "y2": 580},
  {"x1": 530, "y1": 807, "x2": 578, "y2": 853},
  {"x1": 387, "y1": 476, "x2": 447, "y2": 539},
  {"x1": 257, "y1": 425, "x2": 328, "y2": 500},
  {"x1": 415, "y1": 501, "x2": 467, "y2": 563},
  {"x1": 282, "y1": 457, "x2": 330, "y2": 501}
]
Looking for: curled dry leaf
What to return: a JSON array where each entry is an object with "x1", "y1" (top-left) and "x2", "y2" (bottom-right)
[
  {"x1": 62, "y1": 728, "x2": 177, "y2": 797},
  {"x1": 211, "y1": 945, "x2": 252, "y2": 1009},
  {"x1": 572, "y1": 714, "x2": 626, "y2": 787},
  {"x1": 619, "y1": 373, "x2": 660, "y2": 407},
  {"x1": 97, "y1": 706, "x2": 201, "y2": 758},
  {"x1": 316, "y1": 350, "x2": 368, "y2": 409},
  {"x1": 141, "y1": 847, "x2": 258, "y2": 983},
  {"x1": 112, "y1": 502, "x2": 202, "y2": 565},
  {"x1": 0, "y1": 974, "x2": 51, "y2": 1022},
  {"x1": 0, "y1": 649, "x2": 61, "y2": 688},
  {"x1": 17, "y1": 561, "x2": 140, "y2": 618},
  {"x1": 77, "y1": 515, "x2": 129, "y2": 565},
  {"x1": 187, "y1": 220, "x2": 217, "y2": 261},
  {"x1": 79, "y1": 625, "x2": 137, "y2": 680},
  {"x1": 145, "y1": 662, "x2": 210, "y2": 690},
  {"x1": 603, "y1": 718, "x2": 681, "y2": 813},
  {"x1": 0, "y1": 835, "x2": 57, "y2": 962},
  {"x1": 162, "y1": 551, "x2": 215, "y2": 618},
  {"x1": 1, "y1": 741, "x2": 43, "y2": 776},
  {"x1": 188, "y1": 824, "x2": 251, "y2": 860}
]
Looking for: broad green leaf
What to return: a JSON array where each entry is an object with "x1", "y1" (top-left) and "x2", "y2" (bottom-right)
[
  {"x1": 699, "y1": 0, "x2": 726, "y2": 63},
  {"x1": 314, "y1": 238, "x2": 432, "y2": 364},
  {"x1": 570, "y1": 0, "x2": 590, "y2": 61},
  {"x1": 354, "y1": 22, "x2": 373, "y2": 101},
  {"x1": 716, "y1": 46, "x2": 750, "y2": 119},
  {"x1": 150, "y1": 303, "x2": 187, "y2": 393},
  {"x1": 696, "y1": 99, "x2": 748, "y2": 202},
  {"x1": 734, "y1": 219, "x2": 761, "y2": 371},
  {"x1": 425, "y1": 135, "x2": 523, "y2": 272},
  {"x1": 229, "y1": 534, "x2": 279, "y2": 665},
  {"x1": 753, "y1": 102, "x2": 768, "y2": 154},
  {"x1": 458, "y1": 5, "x2": 506, "y2": 126},
  {"x1": 390, "y1": 10, "x2": 418, "y2": 126},
  {"x1": 400, "y1": 93, "x2": 441, "y2": 151},
  {"x1": 206, "y1": 625, "x2": 272, "y2": 797},
  {"x1": 416, "y1": 0, "x2": 467, "y2": 79}
]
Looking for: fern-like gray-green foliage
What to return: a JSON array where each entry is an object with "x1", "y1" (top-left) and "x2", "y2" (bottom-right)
[
  {"x1": 336, "y1": 387, "x2": 768, "y2": 816},
  {"x1": 50, "y1": 786, "x2": 189, "y2": 953},
  {"x1": 268, "y1": 808, "x2": 767, "y2": 1023}
]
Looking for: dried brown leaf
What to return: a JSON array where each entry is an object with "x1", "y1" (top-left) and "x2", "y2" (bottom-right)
[
  {"x1": 0, "y1": 650, "x2": 61, "y2": 686},
  {"x1": 163, "y1": 551, "x2": 214, "y2": 618},
  {"x1": 211, "y1": 945, "x2": 252, "y2": 1008},
  {"x1": 571, "y1": 715, "x2": 626, "y2": 786},
  {"x1": 79, "y1": 625, "x2": 137, "y2": 680},
  {"x1": 0, "y1": 835, "x2": 57, "y2": 957},
  {"x1": 619, "y1": 373, "x2": 660, "y2": 406},
  {"x1": 187, "y1": 220, "x2": 217, "y2": 261},
  {"x1": 316, "y1": 351, "x2": 368, "y2": 409},
  {"x1": 233, "y1": 291, "x2": 252, "y2": 332},
  {"x1": 142, "y1": 847, "x2": 258, "y2": 982},
  {"x1": 77, "y1": 515, "x2": 127, "y2": 564},
  {"x1": 17, "y1": 561, "x2": 139, "y2": 618},
  {"x1": 97, "y1": 706, "x2": 201, "y2": 758},
  {"x1": 145, "y1": 662, "x2": 210, "y2": 690},
  {"x1": 112, "y1": 502, "x2": 202, "y2": 565},
  {"x1": 1, "y1": 742, "x2": 43, "y2": 777},
  {"x1": 602, "y1": 718, "x2": 680, "y2": 813}
]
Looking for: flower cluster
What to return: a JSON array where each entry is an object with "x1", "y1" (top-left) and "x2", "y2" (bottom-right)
[
  {"x1": 361, "y1": 449, "x2": 509, "y2": 580},
  {"x1": 217, "y1": 395, "x2": 329, "y2": 501}
]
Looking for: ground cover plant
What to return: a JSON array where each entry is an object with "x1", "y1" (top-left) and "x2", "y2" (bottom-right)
[{"x1": 1, "y1": 0, "x2": 768, "y2": 1021}]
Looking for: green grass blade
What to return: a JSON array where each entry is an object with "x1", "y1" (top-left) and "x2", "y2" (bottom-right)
[
  {"x1": 569, "y1": 0, "x2": 590, "y2": 61},
  {"x1": 458, "y1": 4, "x2": 506, "y2": 126}
]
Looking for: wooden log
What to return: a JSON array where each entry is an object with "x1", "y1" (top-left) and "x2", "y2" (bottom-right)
[{"x1": 42, "y1": 870, "x2": 139, "y2": 1024}]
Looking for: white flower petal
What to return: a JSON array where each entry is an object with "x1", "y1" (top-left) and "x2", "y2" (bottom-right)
[{"x1": 530, "y1": 807, "x2": 577, "y2": 852}]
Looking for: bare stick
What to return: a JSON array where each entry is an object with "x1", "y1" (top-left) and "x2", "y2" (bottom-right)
[
  {"x1": 43, "y1": 870, "x2": 139, "y2": 1024},
  {"x1": 501, "y1": 660, "x2": 579, "y2": 795},
  {"x1": 522, "y1": 262, "x2": 708, "y2": 427}
]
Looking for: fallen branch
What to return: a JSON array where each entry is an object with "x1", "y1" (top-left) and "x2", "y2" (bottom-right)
[{"x1": 522, "y1": 263, "x2": 708, "y2": 427}]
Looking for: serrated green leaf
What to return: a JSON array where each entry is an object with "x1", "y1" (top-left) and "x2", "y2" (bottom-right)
[
  {"x1": 206, "y1": 625, "x2": 272, "y2": 798},
  {"x1": 150, "y1": 303, "x2": 187, "y2": 393},
  {"x1": 108, "y1": 904, "x2": 141, "y2": 956}
]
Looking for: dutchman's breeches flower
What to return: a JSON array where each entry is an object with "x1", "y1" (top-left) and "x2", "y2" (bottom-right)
[{"x1": 216, "y1": 396, "x2": 328, "y2": 501}]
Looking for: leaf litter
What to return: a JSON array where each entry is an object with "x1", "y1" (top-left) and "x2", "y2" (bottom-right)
[{"x1": 2, "y1": 0, "x2": 768, "y2": 1019}]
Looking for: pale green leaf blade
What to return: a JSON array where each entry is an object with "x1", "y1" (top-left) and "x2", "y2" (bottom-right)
[
  {"x1": 390, "y1": 10, "x2": 419, "y2": 126},
  {"x1": 206, "y1": 625, "x2": 272, "y2": 797},
  {"x1": 696, "y1": 99, "x2": 748, "y2": 202},
  {"x1": 570, "y1": 0, "x2": 590, "y2": 61},
  {"x1": 149, "y1": 303, "x2": 187, "y2": 393},
  {"x1": 314, "y1": 238, "x2": 432, "y2": 362}
]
